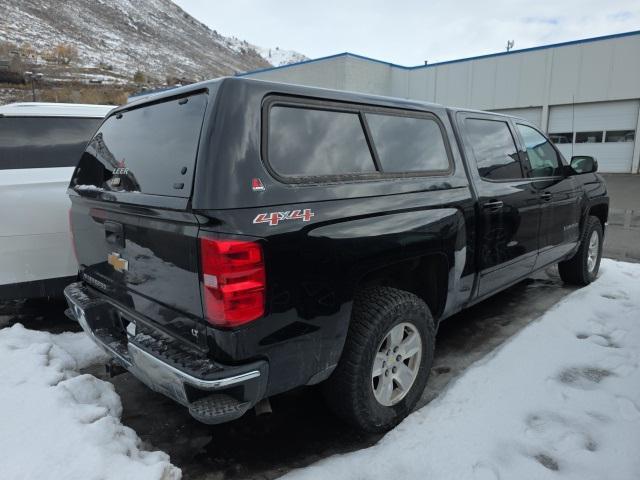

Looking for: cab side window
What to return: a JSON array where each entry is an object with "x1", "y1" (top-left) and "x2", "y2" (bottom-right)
[
  {"x1": 517, "y1": 124, "x2": 562, "y2": 178},
  {"x1": 464, "y1": 118, "x2": 523, "y2": 181}
]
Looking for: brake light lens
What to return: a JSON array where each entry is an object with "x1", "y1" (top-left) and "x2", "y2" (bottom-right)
[{"x1": 199, "y1": 237, "x2": 265, "y2": 328}]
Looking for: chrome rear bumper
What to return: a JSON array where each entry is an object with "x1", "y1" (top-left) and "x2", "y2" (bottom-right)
[{"x1": 64, "y1": 282, "x2": 268, "y2": 424}]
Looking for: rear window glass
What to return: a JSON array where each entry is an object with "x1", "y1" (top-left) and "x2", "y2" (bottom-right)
[
  {"x1": 365, "y1": 113, "x2": 450, "y2": 172},
  {"x1": 268, "y1": 105, "x2": 376, "y2": 178},
  {"x1": 72, "y1": 93, "x2": 207, "y2": 197},
  {"x1": 0, "y1": 117, "x2": 102, "y2": 170}
]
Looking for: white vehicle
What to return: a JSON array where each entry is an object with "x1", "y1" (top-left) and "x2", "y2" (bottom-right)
[{"x1": 0, "y1": 102, "x2": 113, "y2": 300}]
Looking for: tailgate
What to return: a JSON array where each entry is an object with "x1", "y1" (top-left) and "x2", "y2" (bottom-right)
[
  {"x1": 68, "y1": 91, "x2": 210, "y2": 347},
  {"x1": 70, "y1": 199, "x2": 204, "y2": 346}
]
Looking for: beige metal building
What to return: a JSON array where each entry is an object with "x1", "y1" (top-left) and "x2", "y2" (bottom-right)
[{"x1": 243, "y1": 31, "x2": 640, "y2": 173}]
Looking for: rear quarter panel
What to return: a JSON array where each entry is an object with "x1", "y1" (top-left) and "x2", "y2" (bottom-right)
[{"x1": 198, "y1": 188, "x2": 474, "y2": 395}]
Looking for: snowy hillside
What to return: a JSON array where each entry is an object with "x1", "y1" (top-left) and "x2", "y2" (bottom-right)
[
  {"x1": 0, "y1": 0, "x2": 305, "y2": 81},
  {"x1": 258, "y1": 46, "x2": 308, "y2": 67},
  {"x1": 224, "y1": 36, "x2": 308, "y2": 68}
]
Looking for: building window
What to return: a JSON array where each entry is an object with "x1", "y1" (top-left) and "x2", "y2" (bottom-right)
[
  {"x1": 605, "y1": 130, "x2": 635, "y2": 143},
  {"x1": 549, "y1": 132, "x2": 573, "y2": 144},
  {"x1": 365, "y1": 113, "x2": 450, "y2": 173},
  {"x1": 575, "y1": 131, "x2": 603, "y2": 143}
]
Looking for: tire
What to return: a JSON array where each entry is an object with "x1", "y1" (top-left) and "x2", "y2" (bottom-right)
[
  {"x1": 558, "y1": 216, "x2": 603, "y2": 286},
  {"x1": 322, "y1": 286, "x2": 435, "y2": 432}
]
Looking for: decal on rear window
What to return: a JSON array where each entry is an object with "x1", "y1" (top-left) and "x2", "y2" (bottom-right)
[{"x1": 253, "y1": 209, "x2": 315, "y2": 226}]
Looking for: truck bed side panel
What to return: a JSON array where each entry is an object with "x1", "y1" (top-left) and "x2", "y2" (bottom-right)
[{"x1": 197, "y1": 187, "x2": 474, "y2": 397}]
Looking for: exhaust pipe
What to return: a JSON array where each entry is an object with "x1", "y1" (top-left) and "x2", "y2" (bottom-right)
[{"x1": 254, "y1": 397, "x2": 272, "y2": 416}]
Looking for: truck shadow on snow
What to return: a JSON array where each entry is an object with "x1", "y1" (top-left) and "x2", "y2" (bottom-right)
[{"x1": 97, "y1": 266, "x2": 577, "y2": 480}]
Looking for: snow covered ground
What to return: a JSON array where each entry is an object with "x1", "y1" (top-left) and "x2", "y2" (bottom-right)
[
  {"x1": 0, "y1": 325, "x2": 180, "y2": 480},
  {"x1": 286, "y1": 259, "x2": 640, "y2": 480},
  {"x1": 0, "y1": 259, "x2": 638, "y2": 480}
]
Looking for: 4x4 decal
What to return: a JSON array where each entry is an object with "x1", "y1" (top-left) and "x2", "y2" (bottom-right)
[{"x1": 253, "y1": 209, "x2": 315, "y2": 226}]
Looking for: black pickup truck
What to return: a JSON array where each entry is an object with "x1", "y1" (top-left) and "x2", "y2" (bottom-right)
[{"x1": 65, "y1": 77, "x2": 608, "y2": 432}]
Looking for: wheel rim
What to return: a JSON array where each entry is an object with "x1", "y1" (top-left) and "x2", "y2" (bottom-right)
[
  {"x1": 371, "y1": 322, "x2": 422, "y2": 407},
  {"x1": 587, "y1": 230, "x2": 600, "y2": 274}
]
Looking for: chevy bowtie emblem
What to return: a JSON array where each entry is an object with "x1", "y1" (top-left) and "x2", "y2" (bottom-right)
[{"x1": 108, "y1": 252, "x2": 129, "y2": 272}]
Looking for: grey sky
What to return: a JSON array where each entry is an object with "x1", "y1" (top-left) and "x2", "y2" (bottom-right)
[{"x1": 172, "y1": 0, "x2": 639, "y2": 65}]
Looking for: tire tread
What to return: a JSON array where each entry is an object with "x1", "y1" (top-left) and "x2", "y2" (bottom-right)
[
  {"x1": 322, "y1": 286, "x2": 435, "y2": 432},
  {"x1": 558, "y1": 215, "x2": 603, "y2": 285}
]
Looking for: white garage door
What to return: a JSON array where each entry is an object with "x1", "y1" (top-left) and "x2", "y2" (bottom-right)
[
  {"x1": 491, "y1": 107, "x2": 543, "y2": 128},
  {"x1": 548, "y1": 100, "x2": 639, "y2": 173}
]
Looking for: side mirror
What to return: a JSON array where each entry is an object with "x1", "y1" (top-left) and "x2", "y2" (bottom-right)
[{"x1": 570, "y1": 155, "x2": 598, "y2": 174}]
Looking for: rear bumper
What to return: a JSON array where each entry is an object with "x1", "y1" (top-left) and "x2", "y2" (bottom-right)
[{"x1": 64, "y1": 282, "x2": 268, "y2": 424}]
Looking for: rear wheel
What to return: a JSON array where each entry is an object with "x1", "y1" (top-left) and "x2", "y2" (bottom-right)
[
  {"x1": 558, "y1": 216, "x2": 603, "y2": 285},
  {"x1": 322, "y1": 287, "x2": 435, "y2": 432}
]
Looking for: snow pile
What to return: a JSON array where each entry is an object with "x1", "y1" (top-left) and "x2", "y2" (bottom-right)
[
  {"x1": 0, "y1": 324, "x2": 180, "y2": 480},
  {"x1": 286, "y1": 259, "x2": 640, "y2": 480}
]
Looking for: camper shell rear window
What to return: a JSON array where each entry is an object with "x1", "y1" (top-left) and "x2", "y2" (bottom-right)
[{"x1": 71, "y1": 91, "x2": 208, "y2": 198}]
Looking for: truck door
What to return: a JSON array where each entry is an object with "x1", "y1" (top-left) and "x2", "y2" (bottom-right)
[
  {"x1": 457, "y1": 112, "x2": 541, "y2": 297},
  {"x1": 513, "y1": 123, "x2": 582, "y2": 268}
]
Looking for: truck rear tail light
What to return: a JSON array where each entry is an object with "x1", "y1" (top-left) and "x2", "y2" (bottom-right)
[{"x1": 199, "y1": 237, "x2": 265, "y2": 328}]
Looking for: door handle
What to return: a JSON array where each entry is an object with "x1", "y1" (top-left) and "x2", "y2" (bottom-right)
[
  {"x1": 540, "y1": 192, "x2": 552, "y2": 201},
  {"x1": 482, "y1": 200, "x2": 504, "y2": 211}
]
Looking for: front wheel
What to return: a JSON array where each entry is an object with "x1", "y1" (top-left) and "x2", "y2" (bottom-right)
[
  {"x1": 558, "y1": 216, "x2": 603, "y2": 285},
  {"x1": 322, "y1": 287, "x2": 435, "y2": 432}
]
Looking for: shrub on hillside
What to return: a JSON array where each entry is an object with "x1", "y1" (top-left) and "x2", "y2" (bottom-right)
[
  {"x1": 49, "y1": 44, "x2": 79, "y2": 65},
  {"x1": 132, "y1": 70, "x2": 146, "y2": 83}
]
